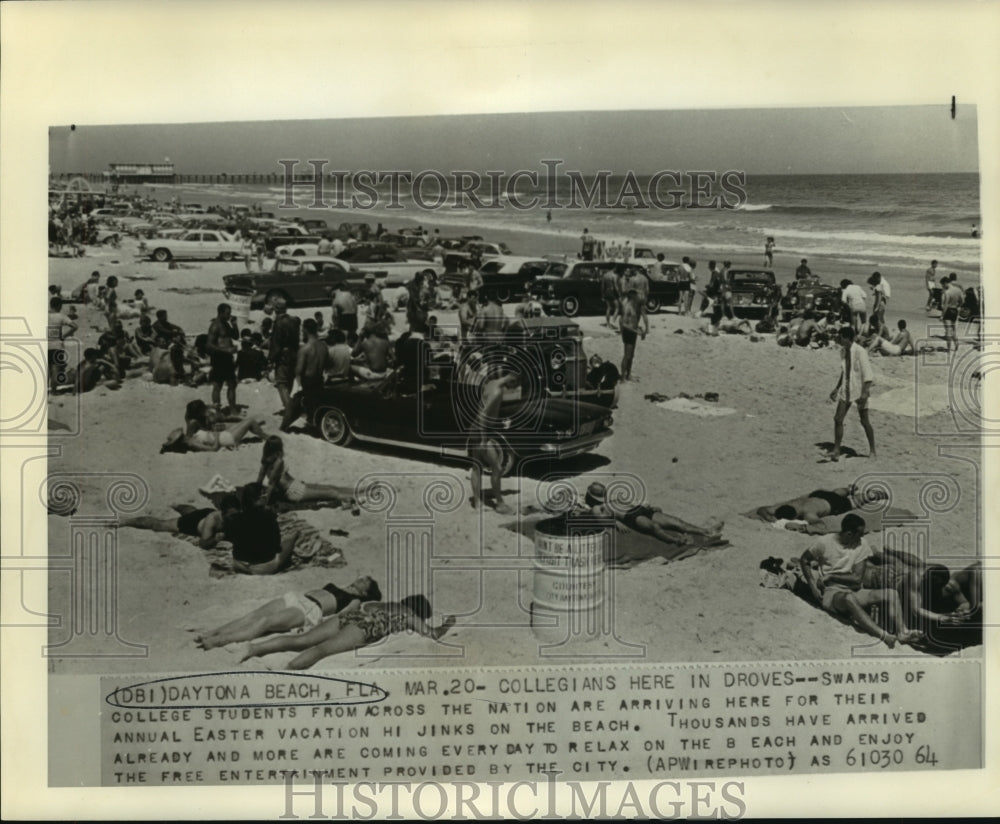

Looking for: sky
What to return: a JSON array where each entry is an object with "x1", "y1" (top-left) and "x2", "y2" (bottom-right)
[{"x1": 49, "y1": 105, "x2": 979, "y2": 177}]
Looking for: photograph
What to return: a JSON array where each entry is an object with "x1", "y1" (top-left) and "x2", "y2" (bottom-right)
[{"x1": 3, "y1": 0, "x2": 997, "y2": 816}]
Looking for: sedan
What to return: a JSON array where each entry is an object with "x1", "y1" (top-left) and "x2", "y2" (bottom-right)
[
  {"x1": 222, "y1": 256, "x2": 375, "y2": 309},
  {"x1": 140, "y1": 230, "x2": 242, "y2": 262},
  {"x1": 335, "y1": 243, "x2": 443, "y2": 286}
]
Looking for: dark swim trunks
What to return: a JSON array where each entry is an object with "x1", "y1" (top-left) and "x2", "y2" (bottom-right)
[
  {"x1": 807, "y1": 490, "x2": 853, "y2": 516},
  {"x1": 942, "y1": 307, "x2": 959, "y2": 322},
  {"x1": 621, "y1": 504, "x2": 656, "y2": 529},
  {"x1": 209, "y1": 352, "x2": 236, "y2": 383},
  {"x1": 176, "y1": 508, "x2": 215, "y2": 537},
  {"x1": 621, "y1": 328, "x2": 638, "y2": 346},
  {"x1": 337, "y1": 313, "x2": 358, "y2": 333}
]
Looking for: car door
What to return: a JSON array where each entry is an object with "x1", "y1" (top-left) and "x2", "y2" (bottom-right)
[{"x1": 571, "y1": 264, "x2": 601, "y2": 313}]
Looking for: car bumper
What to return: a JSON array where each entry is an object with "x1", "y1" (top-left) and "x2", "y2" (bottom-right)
[{"x1": 531, "y1": 428, "x2": 613, "y2": 459}]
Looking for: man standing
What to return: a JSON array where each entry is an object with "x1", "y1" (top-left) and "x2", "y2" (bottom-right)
[
  {"x1": 281, "y1": 317, "x2": 330, "y2": 432},
  {"x1": 48, "y1": 297, "x2": 78, "y2": 392},
  {"x1": 828, "y1": 326, "x2": 876, "y2": 461},
  {"x1": 925, "y1": 259, "x2": 939, "y2": 311},
  {"x1": 471, "y1": 294, "x2": 507, "y2": 342},
  {"x1": 458, "y1": 290, "x2": 478, "y2": 343},
  {"x1": 940, "y1": 275, "x2": 964, "y2": 355},
  {"x1": 406, "y1": 272, "x2": 428, "y2": 330},
  {"x1": 795, "y1": 258, "x2": 812, "y2": 279},
  {"x1": 619, "y1": 289, "x2": 648, "y2": 382},
  {"x1": 207, "y1": 302, "x2": 239, "y2": 413},
  {"x1": 580, "y1": 228, "x2": 596, "y2": 261},
  {"x1": 316, "y1": 234, "x2": 332, "y2": 256},
  {"x1": 601, "y1": 265, "x2": 620, "y2": 329},
  {"x1": 331, "y1": 282, "x2": 358, "y2": 336},
  {"x1": 684, "y1": 259, "x2": 700, "y2": 316},
  {"x1": 469, "y1": 367, "x2": 522, "y2": 515},
  {"x1": 269, "y1": 297, "x2": 300, "y2": 415},
  {"x1": 868, "y1": 271, "x2": 891, "y2": 329},
  {"x1": 839, "y1": 279, "x2": 868, "y2": 334}
]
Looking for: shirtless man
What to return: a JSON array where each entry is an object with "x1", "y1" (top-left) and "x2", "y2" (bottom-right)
[
  {"x1": 458, "y1": 291, "x2": 477, "y2": 343},
  {"x1": 281, "y1": 318, "x2": 330, "y2": 432},
  {"x1": 868, "y1": 319, "x2": 914, "y2": 356},
  {"x1": 601, "y1": 265, "x2": 620, "y2": 329},
  {"x1": 351, "y1": 326, "x2": 391, "y2": 379},
  {"x1": 471, "y1": 294, "x2": 507, "y2": 342},
  {"x1": 924, "y1": 259, "x2": 939, "y2": 311},
  {"x1": 120, "y1": 505, "x2": 225, "y2": 548},
  {"x1": 207, "y1": 302, "x2": 239, "y2": 413},
  {"x1": 940, "y1": 275, "x2": 963, "y2": 354},
  {"x1": 758, "y1": 485, "x2": 874, "y2": 526},
  {"x1": 619, "y1": 289, "x2": 647, "y2": 381},
  {"x1": 469, "y1": 367, "x2": 522, "y2": 515},
  {"x1": 331, "y1": 283, "x2": 358, "y2": 336}
]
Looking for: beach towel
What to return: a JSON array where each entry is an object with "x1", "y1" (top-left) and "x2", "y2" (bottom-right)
[
  {"x1": 655, "y1": 397, "x2": 737, "y2": 417},
  {"x1": 504, "y1": 515, "x2": 730, "y2": 569},
  {"x1": 178, "y1": 512, "x2": 346, "y2": 577},
  {"x1": 742, "y1": 504, "x2": 918, "y2": 534}
]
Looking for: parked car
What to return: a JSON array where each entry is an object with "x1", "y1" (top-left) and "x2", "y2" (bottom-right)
[
  {"x1": 725, "y1": 269, "x2": 782, "y2": 318},
  {"x1": 471, "y1": 257, "x2": 551, "y2": 302},
  {"x1": 531, "y1": 261, "x2": 689, "y2": 317},
  {"x1": 443, "y1": 239, "x2": 514, "y2": 273},
  {"x1": 332, "y1": 221, "x2": 372, "y2": 242},
  {"x1": 335, "y1": 242, "x2": 443, "y2": 286},
  {"x1": 264, "y1": 224, "x2": 323, "y2": 253},
  {"x1": 222, "y1": 256, "x2": 376, "y2": 309},
  {"x1": 779, "y1": 275, "x2": 843, "y2": 320},
  {"x1": 298, "y1": 218, "x2": 329, "y2": 232},
  {"x1": 140, "y1": 230, "x2": 242, "y2": 262},
  {"x1": 309, "y1": 317, "x2": 614, "y2": 474}
]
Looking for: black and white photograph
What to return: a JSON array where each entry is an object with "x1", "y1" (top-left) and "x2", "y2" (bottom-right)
[{"x1": 3, "y1": 1, "x2": 997, "y2": 818}]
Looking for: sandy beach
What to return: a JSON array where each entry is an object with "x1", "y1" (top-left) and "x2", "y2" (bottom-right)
[{"x1": 46, "y1": 202, "x2": 983, "y2": 675}]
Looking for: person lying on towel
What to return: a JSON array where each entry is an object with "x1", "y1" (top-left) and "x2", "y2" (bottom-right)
[{"x1": 757, "y1": 485, "x2": 884, "y2": 528}]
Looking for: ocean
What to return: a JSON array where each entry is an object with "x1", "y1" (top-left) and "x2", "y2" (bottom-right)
[{"x1": 146, "y1": 172, "x2": 982, "y2": 274}]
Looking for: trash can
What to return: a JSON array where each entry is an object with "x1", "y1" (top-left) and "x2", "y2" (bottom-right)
[
  {"x1": 531, "y1": 514, "x2": 611, "y2": 643},
  {"x1": 227, "y1": 287, "x2": 254, "y2": 326}
]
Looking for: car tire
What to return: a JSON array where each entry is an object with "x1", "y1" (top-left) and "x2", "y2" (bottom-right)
[
  {"x1": 645, "y1": 296, "x2": 661, "y2": 313},
  {"x1": 219, "y1": 252, "x2": 235, "y2": 262},
  {"x1": 560, "y1": 295, "x2": 580, "y2": 317},
  {"x1": 316, "y1": 407, "x2": 354, "y2": 446},
  {"x1": 152, "y1": 248, "x2": 171, "y2": 262},
  {"x1": 265, "y1": 289, "x2": 290, "y2": 308}
]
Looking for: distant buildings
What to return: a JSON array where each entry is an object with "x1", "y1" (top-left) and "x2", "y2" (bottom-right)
[{"x1": 104, "y1": 162, "x2": 176, "y2": 184}]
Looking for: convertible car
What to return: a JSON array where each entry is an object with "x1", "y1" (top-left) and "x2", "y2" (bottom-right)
[{"x1": 308, "y1": 317, "x2": 615, "y2": 474}]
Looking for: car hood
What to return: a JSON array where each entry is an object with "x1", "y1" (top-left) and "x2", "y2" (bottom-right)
[{"x1": 500, "y1": 395, "x2": 612, "y2": 430}]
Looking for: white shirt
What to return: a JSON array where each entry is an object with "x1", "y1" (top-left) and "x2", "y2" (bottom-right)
[
  {"x1": 874, "y1": 278, "x2": 891, "y2": 300},
  {"x1": 841, "y1": 284, "x2": 867, "y2": 311},
  {"x1": 837, "y1": 342, "x2": 875, "y2": 403}
]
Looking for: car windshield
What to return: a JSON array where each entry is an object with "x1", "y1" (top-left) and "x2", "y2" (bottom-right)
[
  {"x1": 498, "y1": 242, "x2": 512, "y2": 254},
  {"x1": 731, "y1": 271, "x2": 774, "y2": 284}
]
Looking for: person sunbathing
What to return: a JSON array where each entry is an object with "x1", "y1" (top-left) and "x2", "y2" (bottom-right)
[
  {"x1": 120, "y1": 504, "x2": 224, "y2": 548},
  {"x1": 195, "y1": 575, "x2": 382, "y2": 650},
  {"x1": 583, "y1": 482, "x2": 725, "y2": 561},
  {"x1": 237, "y1": 594, "x2": 456, "y2": 669},
  {"x1": 257, "y1": 435, "x2": 359, "y2": 508},
  {"x1": 798, "y1": 514, "x2": 922, "y2": 648},
  {"x1": 867, "y1": 319, "x2": 915, "y2": 356},
  {"x1": 182, "y1": 399, "x2": 267, "y2": 452},
  {"x1": 757, "y1": 485, "x2": 880, "y2": 526}
]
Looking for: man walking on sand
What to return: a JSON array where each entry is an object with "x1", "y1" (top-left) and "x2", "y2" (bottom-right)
[
  {"x1": 207, "y1": 302, "x2": 239, "y2": 413},
  {"x1": 469, "y1": 367, "x2": 523, "y2": 515},
  {"x1": 580, "y1": 228, "x2": 596, "y2": 261},
  {"x1": 828, "y1": 326, "x2": 876, "y2": 461},
  {"x1": 602, "y1": 265, "x2": 619, "y2": 329}
]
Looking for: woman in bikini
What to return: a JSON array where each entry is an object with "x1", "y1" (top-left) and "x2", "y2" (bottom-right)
[
  {"x1": 195, "y1": 575, "x2": 382, "y2": 650},
  {"x1": 182, "y1": 399, "x2": 268, "y2": 452},
  {"x1": 237, "y1": 595, "x2": 456, "y2": 670},
  {"x1": 257, "y1": 435, "x2": 359, "y2": 507}
]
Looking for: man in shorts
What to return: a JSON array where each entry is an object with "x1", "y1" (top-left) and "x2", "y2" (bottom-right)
[
  {"x1": 799, "y1": 514, "x2": 921, "y2": 648},
  {"x1": 269, "y1": 297, "x2": 301, "y2": 414},
  {"x1": 207, "y1": 302, "x2": 239, "y2": 413},
  {"x1": 620, "y1": 289, "x2": 648, "y2": 381},
  {"x1": 602, "y1": 265, "x2": 620, "y2": 329},
  {"x1": 828, "y1": 325, "x2": 876, "y2": 461},
  {"x1": 839, "y1": 279, "x2": 868, "y2": 334},
  {"x1": 281, "y1": 317, "x2": 330, "y2": 432},
  {"x1": 940, "y1": 275, "x2": 964, "y2": 354},
  {"x1": 331, "y1": 282, "x2": 358, "y2": 336},
  {"x1": 48, "y1": 296, "x2": 78, "y2": 392},
  {"x1": 925, "y1": 259, "x2": 940, "y2": 311},
  {"x1": 469, "y1": 367, "x2": 523, "y2": 515}
]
